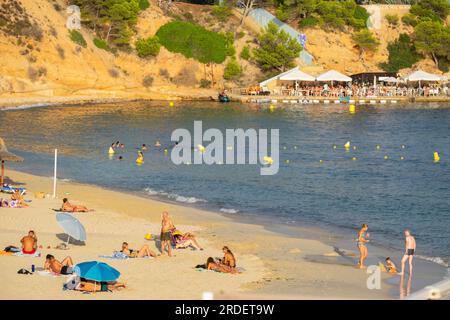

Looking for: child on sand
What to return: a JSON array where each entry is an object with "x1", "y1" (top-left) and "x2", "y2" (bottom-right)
[{"x1": 385, "y1": 257, "x2": 397, "y2": 273}]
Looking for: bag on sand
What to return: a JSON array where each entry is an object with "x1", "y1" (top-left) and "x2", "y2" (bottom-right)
[{"x1": 63, "y1": 275, "x2": 81, "y2": 290}]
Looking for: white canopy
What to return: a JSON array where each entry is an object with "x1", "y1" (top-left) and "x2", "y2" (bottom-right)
[
  {"x1": 278, "y1": 68, "x2": 315, "y2": 81},
  {"x1": 379, "y1": 76, "x2": 400, "y2": 83},
  {"x1": 403, "y1": 70, "x2": 442, "y2": 82},
  {"x1": 316, "y1": 70, "x2": 352, "y2": 82}
]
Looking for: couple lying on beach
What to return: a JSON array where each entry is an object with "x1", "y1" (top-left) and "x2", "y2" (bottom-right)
[
  {"x1": 60, "y1": 198, "x2": 91, "y2": 213},
  {"x1": 0, "y1": 190, "x2": 29, "y2": 208}
]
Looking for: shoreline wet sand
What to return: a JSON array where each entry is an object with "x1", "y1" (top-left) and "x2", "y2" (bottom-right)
[{"x1": 1, "y1": 170, "x2": 447, "y2": 299}]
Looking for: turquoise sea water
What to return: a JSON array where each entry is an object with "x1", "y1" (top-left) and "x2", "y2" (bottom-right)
[{"x1": 1, "y1": 101, "x2": 449, "y2": 266}]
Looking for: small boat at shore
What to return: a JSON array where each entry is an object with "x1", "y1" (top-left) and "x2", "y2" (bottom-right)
[
  {"x1": 218, "y1": 93, "x2": 230, "y2": 103},
  {"x1": 339, "y1": 96, "x2": 350, "y2": 103}
]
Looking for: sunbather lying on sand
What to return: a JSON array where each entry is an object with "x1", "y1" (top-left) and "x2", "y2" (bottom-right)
[
  {"x1": 206, "y1": 257, "x2": 238, "y2": 274},
  {"x1": 173, "y1": 230, "x2": 203, "y2": 250},
  {"x1": 120, "y1": 242, "x2": 157, "y2": 258},
  {"x1": 76, "y1": 279, "x2": 126, "y2": 292},
  {"x1": 21, "y1": 230, "x2": 37, "y2": 254},
  {"x1": 44, "y1": 254, "x2": 74, "y2": 275},
  {"x1": 61, "y1": 198, "x2": 90, "y2": 212},
  {"x1": 11, "y1": 190, "x2": 28, "y2": 207}
]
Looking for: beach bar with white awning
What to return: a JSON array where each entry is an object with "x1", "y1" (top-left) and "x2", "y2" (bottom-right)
[
  {"x1": 259, "y1": 67, "x2": 315, "y2": 95},
  {"x1": 402, "y1": 70, "x2": 443, "y2": 88}
]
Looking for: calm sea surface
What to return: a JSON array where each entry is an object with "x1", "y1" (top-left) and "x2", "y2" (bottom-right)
[{"x1": 1, "y1": 101, "x2": 449, "y2": 265}]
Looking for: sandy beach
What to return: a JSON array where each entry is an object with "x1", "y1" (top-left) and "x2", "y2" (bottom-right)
[{"x1": 0, "y1": 169, "x2": 426, "y2": 300}]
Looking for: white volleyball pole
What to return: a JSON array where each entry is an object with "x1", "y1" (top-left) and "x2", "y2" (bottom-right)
[{"x1": 53, "y1": 149, "x2": 58, "y2": 198}]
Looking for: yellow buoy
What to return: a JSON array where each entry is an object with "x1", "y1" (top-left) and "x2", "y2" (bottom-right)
[
  {"x1": 376, "y1": 145, "x2": 381, "y2": 150},
  {"x1": 353, "y1": 145, "x2": 357, "y2": 150},
  {"x1": 269, "y1": 104, "x2": 276, "y2": 112},
  {"x1": 401, "y1": 145, "x2": 406, "y2": 149},
  {"x1": 400, "y1": 156, "x2": 405, "y2": 160},
  {"x1": 197, "y1": 144, "x2": 206, "y2": 153},
  {"x1": 285, "y1": 159, "x2": 290, "y2": 164},
  {"x1": 263, "y1": 156, "x2": 273, "y2": 165},
  {"x1": 352, "y1": 156, "x2": 357, "y2": 161},
  {"x1": 319, "y1": 159, "x2": 323, "y2": 163},
  {"x1": 169, "y1": 101, "x2": 174, "y2": 107},
  {"x1": 344, "y1": 141, "x2": 351, "y2": 149},
  {"x1": 349, "y1": 104, "x2": 356, "y2": 113},
  {"x1": 434, "y1": 151, "x2": 440, "y2": 163},
  {"x1": 333, "y1": 145, "x2": 337, "y2": 150},
  {"x1": 384, "y1": 155, "x2": 389, "y2": 160},
  {"x1": 294, "y1": 146, "x2": 298, "y2": 149},
  {"x1": 108, "y1": 146, "x2": 115, "y2": 154},
  {"x1": 164, "y1": 149, "x2": 168, "y2": 154}
]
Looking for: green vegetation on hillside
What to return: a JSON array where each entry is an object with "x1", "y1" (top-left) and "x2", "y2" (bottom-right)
[
  {"x1": 135, "y1": 36, "x2": 161, "y2": 58},
  {"x1": 380, "y1": 34, "x2": 420, "y2": 72},
  {"x1": 156, "y1": 21, "x2": 228, "y2": 64},
  {"x1": 72, "y1": 0, "x2": 146, "y2": 50},
  {"x1": 69, "y1": 30, "x2": 87, "y2": 47},
  {"x1": 352, "y1": 29, "x2": 379, "y2": 56},
  {"x1": 253, "y1": 22, "x2": 302, "y2": 72}
]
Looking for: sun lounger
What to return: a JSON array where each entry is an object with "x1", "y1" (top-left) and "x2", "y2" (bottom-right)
[{"x1": 1, "y1": 185, "x2": 26, "y2": 195}]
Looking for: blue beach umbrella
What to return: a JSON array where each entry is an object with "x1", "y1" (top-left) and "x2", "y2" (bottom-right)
[
  {"x1": 56, "y1": 212, "x2": 87, "y2": 243},
  {"x1": 74, "y1": 261, "x2": 120, "y2": 282}
]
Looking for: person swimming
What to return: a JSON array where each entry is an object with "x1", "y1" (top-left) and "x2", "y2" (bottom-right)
[
  {"x1": 155, "y1": 140, "x2": 161, "y2": 148},
  {"x1": 115, "y1": 141, "x2": 120, "y2": 148},
  {"x1": 136, "y1": 150, "x2": 144, "y2": 164},
  {"x1": 142, "y1": 144, "x2": 148, "y2": 151}
]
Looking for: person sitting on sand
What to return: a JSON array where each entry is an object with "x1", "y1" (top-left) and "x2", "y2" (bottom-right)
[
  {"x1": 356, "y1": 223, "x2": 369, "y2": 269},
  {"x1": 11, "y1": 190, "x2": 29, "y2": 208},
  {"x1": 206, "y1": 257, "x2": 238, "y2": 274},
  {"x1": 21, "y1": 230, "x2": 37, "y2": 254},
  {"x1": 173, "y1": 230, "x2": 203, "y2": 251},
  {"x1": 44, "y1": 254, "x2": 74, "y2": 275},
  {"x1": 160, "y1": 211, "x2": 175, "y2": 257},
  {"x1": 221, "y1": 246, "x2": 236, "y2": 268},
  {"x1": 120, "y1": 242, "x2": 157, "y2": 258},
  {"x1": 76, "y1": 279, "x2": 126, "y2": 292},
  {"x1": 61, "y1": 198, "x2": 90, "y2": 213},
  {"x1": 385, "y1": 257, "x2": 397, "y2": 274}
]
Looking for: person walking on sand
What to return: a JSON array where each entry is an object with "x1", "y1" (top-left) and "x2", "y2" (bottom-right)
[
  {"x1": 398, "y1": 229, "x2": 416, "y2": 276},
  {"x1": 356, "y1": 223, "x2": 369, "y2": 269},
  {"x1": 160, "y1": 211, "x2": 175, "y2": 257}
]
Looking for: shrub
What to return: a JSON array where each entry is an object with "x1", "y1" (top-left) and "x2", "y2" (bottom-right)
[
  {"x1": 240, "y1": 45, "x2": 251, "y2": 60},
  {"x1": 28, "y1": 67, "x2": 38, "y2": 82},
  {"x1": 223, "y1": 58, "x2": 242, "y2": 80},
  {"x1": 211, "y1": 5, "x2": 232, "y2": 22},
  {"x1": 183, "y1": 12, "x2": 194, "y2": 22},
  {"x1": 298, "y1": 16, "x2": 319, "y2": 28},
  {"x1": 93, "y1": 38, "x2": 110, "y2": 51},
  {"x1": 135, "y1": 36, "x2": 161, "y2": 58},
  {"x1": 236, "y1": 31, "x2": 245, "y2": 39},
  {"x1": 200, "y1": 79, "x2": 211, "y2": 88},
  {"x1": 276, "y1": 7, "x2": 289, "y2": 22},
  {"x1": 156, "y1": 21, "x2": 227, "y2": 64},
  {"x1": 56, "y1": 45, "x2": 65, "y2": 59},
  {"x1": 159, "y1": 68, "x2": 170, "y2": 78},
  {"x1": 139, "y1": 0, "x2": 150, "y2": 10},
  {"x1": 385, "y1": 14, "x2": 399, "y2": 27},
  {"x1": 380, "y1": 34, "x2": 420, "y2": 72},
  {"x1": 109, "y1": 68, "x2": 119, "y2": 78},
  {"x1": 352, "y1": 29, "x2": 380, "y2": 54},
  {"x1": 402, "y1": 13, "x2": 418, "y2": 27},
  {"x1": 142, "y1": 75, "x2": 154, "y2": 87},
  {"x1": 49, "y1": 26, "x2": 58, "y2": 38},
  {"x1": 69, "y1": 30, "x2": 87, "y2": 48}
]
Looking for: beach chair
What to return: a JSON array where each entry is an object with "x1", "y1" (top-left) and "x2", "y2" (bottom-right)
[{"x1": 1, "y1": 185, "x2": 26, "y2": 195}]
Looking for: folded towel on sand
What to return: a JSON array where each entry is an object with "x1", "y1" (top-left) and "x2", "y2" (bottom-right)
[
  {"x1": 0, "y1": 250, "x2": 14, "y2": 256},
  {"x1": 99, "y1": 252, "x2": 129, "y2": 260},
  {"x1": 14, "y1": 251, "x2": 41, "y2": 257}
]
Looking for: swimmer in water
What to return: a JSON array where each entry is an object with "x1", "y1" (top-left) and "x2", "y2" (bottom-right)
[
  {"x1": 136, "y1": 150, "x2": 144, "y2": 163},
  {"x1": 120, "y1": 143, "x2": 125, "y2": 149},
  {"x1": 155, "y1": 140, "x2": 161, "y2": 148},
  {"x1": 142, "y1": 144, "x2": 148, "y2": 151},
  {"x1": 118, "y1": 156, "x2": 123, "y2": 160},
  {"x1": 115, "y1": 141, "x2": 120, "y2": 148}
]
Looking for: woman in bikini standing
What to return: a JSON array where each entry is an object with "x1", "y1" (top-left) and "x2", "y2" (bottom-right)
[
  {"x1": 160, "y1": 211, "x2": 175, "y2": 257},
  {"x1": 357, "y1": 223, "x2": 370, "y2": 269}
]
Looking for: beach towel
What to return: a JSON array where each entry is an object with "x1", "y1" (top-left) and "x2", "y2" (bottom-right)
[
  {"x1": 37, "y1": 270, "x2": 63, "y2": 277},
  {"x1": 98, "y1": 252, "x2": 129, "y2": 260},
  {"x1": 14, "y1": 251, "x2": 41, "y2": 257},
  {"x1": 0, "y1": 250, "x2": 14, "y2": 256}
]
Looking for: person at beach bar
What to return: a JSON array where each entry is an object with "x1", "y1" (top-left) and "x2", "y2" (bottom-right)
[
  {"x1": 44, "y1": 254, "x2": 74, "y2": 275},
  {"x1": 21, "y1": 230, "x2": 37, "y2": 254},
  {"x1": 160, "y1": 211, "x2": 175, "y2": 257},
  {"x1": 61, "y1": 198, "x2": 90, "y2": 213}
]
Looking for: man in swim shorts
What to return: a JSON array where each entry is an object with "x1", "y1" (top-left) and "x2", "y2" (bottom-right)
[
  {"x1": 21, "y1": 230, "x2": 37, "y2": 254},
  {"x1": 398, "y1": 229, "x2": 416, "y2": 276},
  {"x1": 44, "y1": 254, "x2": 74, "y2": 275},
  {"x1": 160, "y1": 211, "x2": 175, "y2": 257}
]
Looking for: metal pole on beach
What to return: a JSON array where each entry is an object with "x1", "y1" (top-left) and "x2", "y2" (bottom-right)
[{"x1": 53, "y1": 149, "x2": 57, "y2": 198}]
